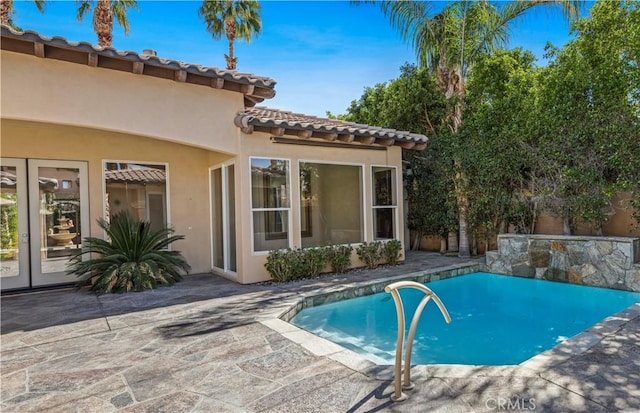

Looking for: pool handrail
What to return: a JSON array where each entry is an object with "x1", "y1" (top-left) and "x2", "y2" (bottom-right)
[{"x1": 385, "y1": 280, "x2": 452, "y2": 402}]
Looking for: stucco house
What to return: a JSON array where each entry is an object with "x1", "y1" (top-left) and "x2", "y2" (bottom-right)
[{"x1": 0, "y1": 26, "x2": 427, "y2": 291}]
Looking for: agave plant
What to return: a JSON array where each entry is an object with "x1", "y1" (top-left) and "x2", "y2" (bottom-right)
[{"x1": 68, "y1": 212, "x2": 190, "y2": 293}]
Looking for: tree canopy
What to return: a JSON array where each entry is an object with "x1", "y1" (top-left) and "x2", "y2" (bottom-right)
[
  {"x1": 369, "y1": 0, "x2": 583, "y2": 256},
  {"x1": 345, "y1": 0, "x2": 640, "y2": 248},
  {"x1": 199, "y1": 0, "x2": 262, "y2": 70}
]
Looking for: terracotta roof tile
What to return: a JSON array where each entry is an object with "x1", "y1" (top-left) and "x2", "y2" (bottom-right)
[
  {"x1": 104, "y1": 168, "x2": 166, "y2": 184},
  {"x1": 235, "y1": 107, "x2": 428, "y2": 150},
  {"x1": 1, "y1": 25, "x2": 276, "y2": 104}
]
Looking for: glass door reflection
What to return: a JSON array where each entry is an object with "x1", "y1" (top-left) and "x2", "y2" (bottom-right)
[
  {"x1": 0, "y1": 158, "x2": 29, "y2": 290},
  {"x1": 29, "y1": 160, "x2": 89, "y2": 287}
]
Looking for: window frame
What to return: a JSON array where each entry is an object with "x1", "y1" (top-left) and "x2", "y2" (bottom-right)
[
  {"x1": 101, "y1": 159, "x2": 171, "y2": 240},
  {"x1": 298, "y1": 159, "x2": 367, "y2": 248},
  {"x1": 209, "y1": 160, "x2": 237, "y2": 276},
  {"x1": 371, "y1": 165, "x2": 399, "y2": 241},
  {"x1": 249, "y1": 156, "x2": 292, "y2": 255}
]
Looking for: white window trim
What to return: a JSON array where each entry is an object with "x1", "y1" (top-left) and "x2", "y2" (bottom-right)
[
  {"x1": 209, "y1": 160, "x2": 237, "y2": 277},
  {"x1": 102, "y1": 159, "x2": 171, "y2": 244},
  {"x1": 249, "y1": 156, "x2": 292, "y2": 255},
  {"x1": 102, "y1": 159, "x2": 171, "y2": 225},
  {"x1": 298, "y1": 159, "x2": 367, "y2": 246},
  {"x1": 371, "y1": 164, "x2": 399, "y2": 241}
]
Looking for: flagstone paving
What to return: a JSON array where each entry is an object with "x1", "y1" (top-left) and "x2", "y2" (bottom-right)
[{"x1": 1, "y1": 252, "x2": 639, "y2": 412}]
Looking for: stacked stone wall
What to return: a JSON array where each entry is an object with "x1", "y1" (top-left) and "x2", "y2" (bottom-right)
[{"x1": 486, "y1": 235, "x2": 640, "y2": 292}]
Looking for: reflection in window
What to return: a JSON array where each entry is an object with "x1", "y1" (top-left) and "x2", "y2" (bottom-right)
[
  {"x1": 251, "y1": 158, "x2": 290, "y2": 252},
  {"x1": 0, "y1": 167, "x2": 19, "y2": 277},
  {"x1": 373, "y1": 166, "x2": 397, "y2": 240},
  {"x1": 104, "y1": 162, "x2": 167, "y2": 231},
  {"x1": 300, "y1": 162, "x2": 363, "y2": 248},
  {"x1": 39, "y1": 166, "x2": 83, "y2": 274}
]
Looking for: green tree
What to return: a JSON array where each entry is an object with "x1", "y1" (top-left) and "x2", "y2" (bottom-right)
[
  {"x1": 199, "y1": 0, "x2": 262, "y2": 70},
  {"x1": 460, "y1": 49, "x2": 538, "y2": 248},
  {"x1": 76, "y1": 0, "x2": 138, "y2": 47},
  {"x1": 530, "y1": 0, "x2": 640, "y2": 232},
  {"x1": 344, "y1": 64, "x2": 455, "y2": 250},
  {"x1": 0, "y1": 195, "x2": 18, "y2": 253},
  {"x1": 1, "y1": 0, "x2": 45, "y2": 30},
  {"x1": 371, "y1": 0, "x2": 582, "y2": 256}
]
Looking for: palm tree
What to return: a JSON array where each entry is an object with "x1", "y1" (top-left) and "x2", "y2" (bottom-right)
[
  {"x1": 76, "y1": 0, "x2": 138, "y2": 47},
  {"x1": 374, "y1": 0, "x2": 582, "y2": 257},
  {"x1": 1, "y1": 0, "x2": 45, "y2": 30},
  {"x1": 68, "y1": 212, "x2": 191, "y2": 294},
  {"x1": 199, "y1": 0, "x2": 262, "y2": 70}
]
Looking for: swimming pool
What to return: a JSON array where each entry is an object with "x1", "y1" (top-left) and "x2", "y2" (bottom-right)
[{"x1": 290, "y1": 272, "x2": 640, "y2": 365}]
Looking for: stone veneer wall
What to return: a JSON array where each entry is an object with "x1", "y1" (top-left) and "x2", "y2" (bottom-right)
[{"x1": 486, "y1": 234, "x2": 640, "y2": 292}]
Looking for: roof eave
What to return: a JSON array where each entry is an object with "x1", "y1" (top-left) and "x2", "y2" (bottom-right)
[
  {"x1": 234, "y1": 111, "x2": 429, "y2": 151},
  {"x1": 0, "y1": 25, "x2": 276, "y2": 106}
]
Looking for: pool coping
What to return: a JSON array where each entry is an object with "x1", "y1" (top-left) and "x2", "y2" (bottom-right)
[{"x1": 258, "y1": 263, "x2": 640, "y2": 381}]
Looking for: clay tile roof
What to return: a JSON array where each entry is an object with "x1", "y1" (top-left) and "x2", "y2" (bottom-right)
[
  {"x1": 0, "y1": 25, "x2": 276, "y2": 106},
  {"x1": 104, "y1": 168, "x2": 166, "y2": 184},
  {"x1": 234, "y1": 107, "x2": 428, "y2": 150}
]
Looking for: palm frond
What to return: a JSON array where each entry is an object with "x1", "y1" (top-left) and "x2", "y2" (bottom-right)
[
  {"x1": 199, "y1": 0, "x2": 226, "y2": 40},
  {"x1": 76, "y1": 0, "x2": 92, "y2": 21},
  {"x1": 112, "y1": 0, "x2": 138, "y2": 35},
  {"x1": 68, "y1": 212, "x2": 190, "y2": 294},
  {"x1": 34, "y1": 0, "x2": 45, "y2": 12},
  {"x1": 200, "y1": 0, "x2": 261, "y2": 41}
]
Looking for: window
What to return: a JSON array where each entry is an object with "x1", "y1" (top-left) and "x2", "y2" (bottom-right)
[
  {"x1": 61, "y1": 180, "x2": 72, "y2": 189},
  {"x1": 300, "y1": 162, "x2": 363, "y2": 248},
  {"x1": 251, "y1": 158, "x2": 290, "y2": 252},
  {"x1": 104, "y1": 162, "x2": 168, "y2": 231},
  {"x1": 372, "y1": 166, "x2": 397, "y2": 240}
]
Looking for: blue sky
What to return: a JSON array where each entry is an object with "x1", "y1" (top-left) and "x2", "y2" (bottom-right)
[{"x1": 11, "y1": 1, "x2": 592, "y2": 117}]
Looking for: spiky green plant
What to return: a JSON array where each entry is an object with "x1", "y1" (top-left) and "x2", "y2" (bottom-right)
[{"x1": 68, "y1": 212, "x2": 190, "y2": 293}]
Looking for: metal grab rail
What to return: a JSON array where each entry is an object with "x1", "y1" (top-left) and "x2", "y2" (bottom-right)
[{"x1": 384, "y1": 280, "x2": 452, "y2": 402}]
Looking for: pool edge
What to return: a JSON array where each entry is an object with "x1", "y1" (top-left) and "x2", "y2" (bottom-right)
[{"x1": 259, "y1": 264, "x2": 640, "y2": 379}]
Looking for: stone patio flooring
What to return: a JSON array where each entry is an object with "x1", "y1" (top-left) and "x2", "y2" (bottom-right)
[{"x1": 1, "y1": 251, "x2": 639, "y2": 412}]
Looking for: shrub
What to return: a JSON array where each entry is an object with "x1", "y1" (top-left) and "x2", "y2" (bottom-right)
[
  {"x1": 328, "y1": 244, "x2": 352, "y2": 273},
  {"x1": 265, "y1": 248, "x2": 292, "y2": 282},
  {"x1": 304, "y1": 246, "x2": 330, "y2": 278},
  {"x1": 68, "y1": 212, "x2": 190, "y2": 294},
  {"x1": 356, "y1": 241, "x2": 383, "y2": 269},
  {"x1": 382, "y1": 239, "x2": 402, "y2": 265},
  {"x1": 265, "y1": 246, "x2": 330, "y2": 281}
]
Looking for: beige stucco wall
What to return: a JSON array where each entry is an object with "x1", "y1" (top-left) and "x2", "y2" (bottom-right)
[
  {"x1": 1, "y1": 119, "x2": 233, "y2": 274},
  {"x1": 600, "y1": 193, "x2": 639, "y2": 236},
  {"x1": 534, "y1": 197, "x2": 639, "y2": 237},
  {"x1": 1, "y1": 50, "x2": 243, "y2": 155},
  {"x1": 235, "y1": 132, "x2": 406, "y2": 284},
  {"x1": 1, "y1": 48, "x2": 410, "y2": 285}
]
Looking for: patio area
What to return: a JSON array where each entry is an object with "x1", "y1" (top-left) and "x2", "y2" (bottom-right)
[{"x1": 1, "y1": 251, "x2": 638, "y2": 412}]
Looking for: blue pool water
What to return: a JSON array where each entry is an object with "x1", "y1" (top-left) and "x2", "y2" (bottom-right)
[{"x1": 290, "y1": 272, "x2": 640, "y2": 365}]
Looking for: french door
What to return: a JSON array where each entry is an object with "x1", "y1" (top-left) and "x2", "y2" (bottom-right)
[{"x1": 0, "y1": 158, "x2": 89, "y2": 290}]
